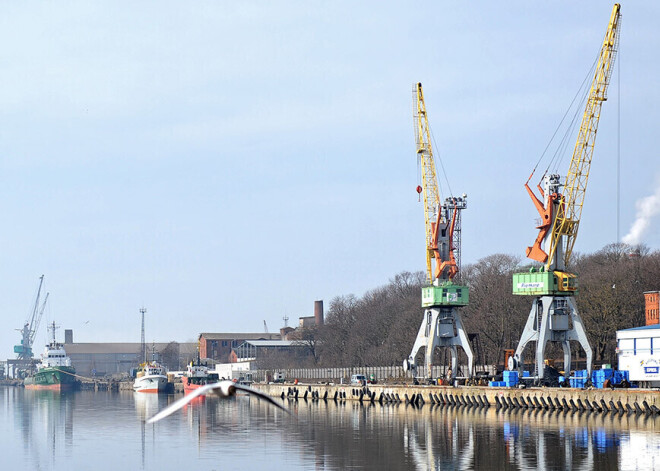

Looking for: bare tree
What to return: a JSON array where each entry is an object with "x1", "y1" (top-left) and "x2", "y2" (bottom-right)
[
  {"x1": 290, "y1": 325, "x2": 321, "y2": 365},
  {"x1": 462, "y1": 254, "x2": 528, "y2": 367},
  {"x1": 291, "y1": 245, "x2": 659, "y2": 370}
]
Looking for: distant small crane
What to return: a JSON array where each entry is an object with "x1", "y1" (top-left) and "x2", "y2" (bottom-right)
[{"x1": 14, "y1": 275, "x2": 49, "y2": 361}]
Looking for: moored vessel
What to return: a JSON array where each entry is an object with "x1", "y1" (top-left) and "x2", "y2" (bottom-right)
[
  {"x1": 182, "y1": 361, "x2": 219, "y2": 394},
  {"x1": 133, "y1": 362, "x2": 168, "y2": 393},
  {"x1": 24, "y1": 322, "x2": 78, "y2": 391}
]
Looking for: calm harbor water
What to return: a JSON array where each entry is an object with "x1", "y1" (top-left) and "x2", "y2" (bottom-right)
[{"x1": 1, "y1": 386, "x2": 659, "y2": 470}]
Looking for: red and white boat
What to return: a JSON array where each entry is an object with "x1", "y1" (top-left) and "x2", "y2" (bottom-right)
[
  {"x1": 182, "y1": 361, "x2": 219, "y2": 394},
  {"x1": 133, "y1": 362, "x2": 167, "y2": 393}
]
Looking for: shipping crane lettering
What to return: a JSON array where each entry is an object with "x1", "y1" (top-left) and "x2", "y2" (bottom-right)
[{"x1": 510, "y1": 4, "x2": 621, "y2": 382}]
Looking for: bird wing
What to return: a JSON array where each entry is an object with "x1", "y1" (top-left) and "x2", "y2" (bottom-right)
[
  {"x1": 146, "y1": 383, "x2": 216, "y2": 424},
  {"x1": 146, "y1": 382, "x2": 289, "y2": 424},
  {"x1": 233, "y1": 383, "x2": 290, "y2": 413}
]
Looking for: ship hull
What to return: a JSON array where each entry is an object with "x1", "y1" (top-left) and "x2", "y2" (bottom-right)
[
  {"x1": 182, "y1": 375, "x2": 219, "y2": 394},
  {"x1": 24, "y1": 367, "x2": 77, "y2": 391},
  {"x1": 133, "y1": 375, "x2": 168, "y2": 393}
]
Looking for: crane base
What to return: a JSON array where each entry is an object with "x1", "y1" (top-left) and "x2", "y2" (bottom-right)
[
  {"x1": 404, "y1": 304, "x2": 474, "y2": 380},
  {"x1": 508, "y1": 295, "x2": 592, "y2": 381}
]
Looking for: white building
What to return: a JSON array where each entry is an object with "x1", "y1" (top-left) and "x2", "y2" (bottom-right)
[
  {"x1": 215, "y1": 361, "x2": 252, "y2": 380},
  {"x1": 616, "y1": 324, "x2": 660, "y2": 387}
]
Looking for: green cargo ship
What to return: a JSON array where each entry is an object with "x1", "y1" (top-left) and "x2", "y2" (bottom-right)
[
  {"x1": 24, "y1": 322, "x2": 78, "y2": 391},
  {"x1": 24, "y1": 366, "x2": 77, "y2": 391}
]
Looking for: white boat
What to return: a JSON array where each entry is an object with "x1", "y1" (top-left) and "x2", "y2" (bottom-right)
[{"x1": 133, "y1": 362, "x2": 168, "y2": 393}]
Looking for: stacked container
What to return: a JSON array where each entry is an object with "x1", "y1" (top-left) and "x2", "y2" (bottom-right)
[
  {"x1": 569, "y1": 370, "x2": 589, "y2": 388},
  {"x1": 613, "y1": 370, "x2": 629, "y2": 384},
  {"x1": 592, "y1": 367, "x2": 614, "y2": 388},
  {"x1": 503, "y1": 370, "x2": 519, "y2": 387}
]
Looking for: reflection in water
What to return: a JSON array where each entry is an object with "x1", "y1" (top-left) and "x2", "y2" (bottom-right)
[
  {"x1": 275, "y1": 400, "x2": 660, "y2": 470},
  {"x1": 9, "y1": 388, "x2": 75, "y2": 469},
  {"x1": 2, "y1": 388, "x2": 659, "y2": 470},
  {"x1": 134, "y1": 394, "x2": 158, "y2": 470}
]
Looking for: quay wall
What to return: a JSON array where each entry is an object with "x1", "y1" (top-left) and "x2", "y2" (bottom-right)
[{"x1": 253, "y1": 382, "x2": 660, "y2": 414}]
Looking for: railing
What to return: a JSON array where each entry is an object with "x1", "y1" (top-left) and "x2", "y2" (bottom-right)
[{"x1": 249, "y1": 365, "x2": 497, "y2": 383}]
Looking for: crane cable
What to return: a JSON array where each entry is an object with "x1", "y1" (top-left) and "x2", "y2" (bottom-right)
[
  {"x1": 527, "y1": 49, "x2": 602, "y2": 186},
  {"x1": 411, "y1": 86, "x2": 453, "y2": 201},
  {"x1": 429, "y1": 126, "x2": 454, "y2": 199},
  {"x1": 616, "y1": 34, "x2": 621, "y2": 243}
]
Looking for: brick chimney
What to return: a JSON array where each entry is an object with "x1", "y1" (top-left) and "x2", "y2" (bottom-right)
[{"x1": 314, "y1": 300, "x2": 324, "y2": 326}]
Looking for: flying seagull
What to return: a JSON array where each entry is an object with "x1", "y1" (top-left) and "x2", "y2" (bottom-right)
[{"x1": 147, "y1": 380, "x2": 289, "y2": 424}]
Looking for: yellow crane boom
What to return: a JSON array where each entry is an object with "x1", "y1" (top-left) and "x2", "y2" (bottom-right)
[
  {"x1": 545, "y1": 3, "x2": 621, "y2": 270},
  {"x1": 413, "y1": 83, "x2": 441, "y2": 283},
  {"x1": 412, "y1": 83, "x2": 463, "y2": 284}
]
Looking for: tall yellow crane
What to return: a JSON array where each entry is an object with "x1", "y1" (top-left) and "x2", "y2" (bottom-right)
[
  {"x1": 511, "y1": 4, "x2": 621, "y2": 383},
  {"x1": 412, "y1": 83, "x2": 461, "y2": 284},
  {"x1": 404, "y1": 83, "x2": 472, "y2": 382},
  {"x1": 525, "y1": 3, "x2": 621, "y2": 278},
  {"x1": 546, "y1": 3, "x2": 621, "y2": 272}
]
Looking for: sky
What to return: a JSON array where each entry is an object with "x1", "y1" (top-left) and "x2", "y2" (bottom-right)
[{"x1": 0, "y1": 1, "x2": 658, "y2": 360}]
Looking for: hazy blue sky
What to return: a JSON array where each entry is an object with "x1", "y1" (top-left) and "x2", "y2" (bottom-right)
[{"x1": 1, "y1": 2, "x2": 658, "y2": 360}]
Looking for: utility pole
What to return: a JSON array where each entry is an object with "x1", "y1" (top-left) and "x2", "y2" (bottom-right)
[{"x1": 140, "y1": 307, "x2": 146, "y2": 363}]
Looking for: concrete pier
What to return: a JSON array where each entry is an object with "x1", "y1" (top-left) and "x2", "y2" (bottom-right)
[
  {"x1": 253, "y1": 383, "x2": 660, "y2": 415},
  {"x1": 79, "y1": 380, "x2": 120, "y2": 391}
]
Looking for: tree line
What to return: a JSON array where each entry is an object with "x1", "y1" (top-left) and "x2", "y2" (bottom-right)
[{"x1": 290, "y1": 243, "x2": 659, "y2": 370}]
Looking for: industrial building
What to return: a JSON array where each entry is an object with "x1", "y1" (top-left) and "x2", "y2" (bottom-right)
[
  {"x1": 198, "y1": 333, "x2": 283, "y2": 363},
  {"x1": 4, "y1": 300, "x2": 327, "y2": 377},
  {"x1": 644, "y1": 291, "x2": 659, "y2": 326},
  {"x1": 199, "y1": 300, "x2": 325, "y2": 363},
  {"x1": 63, "y1": 334, "x2": 197, "y2": 377},
  {"x1": 616, "y1": 325, "x2": 660, "y2": 387},
  {"x1": 230, "y1": 340, "x2": 307, "y2": 363},
  {"x1": 616, "y1": 291, "x2": 660, "y2": 387}
]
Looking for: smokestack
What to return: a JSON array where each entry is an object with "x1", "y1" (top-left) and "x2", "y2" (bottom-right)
[
  {"x1": 65, "y1": 329, "x2": 73, "y2": 344},
  {"x1": 314, "y1": 300, "x2": 324, "y2": 326},
  {"x1": 644, "y1": 291, "x2": 659, "y2": 326}
]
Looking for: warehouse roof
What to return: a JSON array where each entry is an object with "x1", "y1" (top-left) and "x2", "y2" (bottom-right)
[
  {"x1": 199, "y1": 333, "x2": 282, "y2": 341},
  {"x1": 618, "y1": 324, "x2": 660, "y2": 332},
  {"x1": 239, "y1": 340, "x2": 301, "y2": 347},
  {"x1": 64, "y1": 342, "x2": 197, "y2": 354}
]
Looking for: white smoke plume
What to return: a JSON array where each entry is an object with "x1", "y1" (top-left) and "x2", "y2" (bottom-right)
[{"x1": 622, "y1": 184, "x2": 660, "y2": 246}]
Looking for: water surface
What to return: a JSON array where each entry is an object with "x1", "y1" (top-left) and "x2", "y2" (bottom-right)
[{"x1": 1, "y1": 387, "x2": 658, "y2": 470}]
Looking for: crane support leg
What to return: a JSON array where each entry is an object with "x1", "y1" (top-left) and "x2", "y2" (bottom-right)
[
  {"x1": 453, "y1": 313, "x2": 474, "y2": 378},
  {"x1": 404, "y1": 306, "x2": 474, "y2": 381},
  {"x1": 562, "y1": 341, "x2": 571, "y2": 376},
  {"x1": 509, "y1": 295, "x2": 593, "y2": 380},
  {"x1": 565, "y1": 297, "x2": 593, "y2": 377},
  {"x1": 449, "y1": 346, "x2": 458, "y2": 380},
  {"x1": 514, "y1": 300, "x2": 541, "y2": 361}
]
